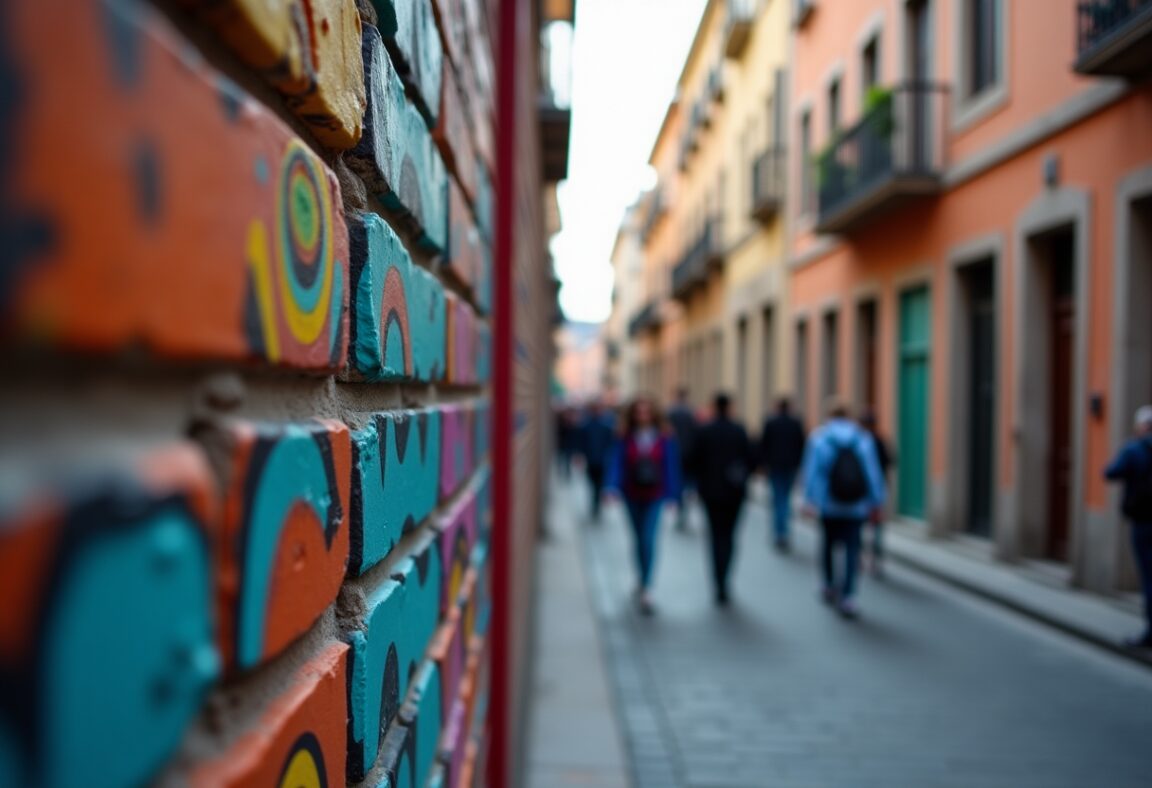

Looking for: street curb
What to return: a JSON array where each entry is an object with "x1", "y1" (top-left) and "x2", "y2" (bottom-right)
[{"x1": 883, "y1": 544, "x2": 1152, "y2": 670}]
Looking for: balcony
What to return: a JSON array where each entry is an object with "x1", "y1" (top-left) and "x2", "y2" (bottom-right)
[
  {"x1": 671, "y1": 221, "x2": 723, "y2": 301},
  {"x1": 750, "y1": 147, "x2": 785, "y2": 223},
  {"x1": 815, "y1": 83, "x2": 948, "y2": 235},
  {"x1": 628, "y1": 302, "x2": 661, "y2": 337},
  {"x1": 641, "y1": 188, "x2": 667, "y2": 242},
  {"x1": 708, "y1": 67, "x2": 725, "y2": 104},
  {"x1": 1075, "y1": 0, "x2": 1152, "y2": 77},
  {"x1": 724, "y1": 0, "x2": 754, "y2": 58}
]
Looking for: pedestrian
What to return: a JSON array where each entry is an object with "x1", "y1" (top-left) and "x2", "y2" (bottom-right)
[
  {"x1": 555, "y1": 406, "x2": 579, "y2": 480},
  {"x1": 1104, "y1": 405, "x2": 1152, "y2": 649},
  {"x1": 801, "y1": 399, "x2": 886, "y2": 619},
  {"x1": 604, "y1": 396, "x2": 681, "y2": 615},
  {"x1": 759, "y1": 397, "x2": 807, "y2": 552},
  {"x1": 666, "y1": 387, "x2": 699, "y2": 531},
  {"x1": 579, "y1": 400, "x2": 616, "y2": 522},
  {"x1": 859, "y1": 408, "x2": 895, "y2": 578},
  {"x1": 690, "y1": 393, "x2": 756, "y2": 606}
]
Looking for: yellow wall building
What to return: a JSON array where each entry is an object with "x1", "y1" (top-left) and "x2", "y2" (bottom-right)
[{"x1": 628, "y1": 0, "x2": 793, "y2": 425}]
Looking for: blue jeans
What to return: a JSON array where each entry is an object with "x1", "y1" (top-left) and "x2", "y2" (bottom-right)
[
  {"x1": 1132, "y1": 522, "x2": 1152, "y2": 636},
  {"x1": 768, "y1": 470, "x2": 797, "y2": 541},
  {"x1": 625, "y1": 499, "x2": 663, "y2": 589},
  {"x1": 821, "y1": 517, "x2": 863, "y2": 599}
]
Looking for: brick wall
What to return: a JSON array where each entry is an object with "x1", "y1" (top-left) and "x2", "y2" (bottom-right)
[{"x1": 0, "y1": 0, "x2": 526, "y2": 785}]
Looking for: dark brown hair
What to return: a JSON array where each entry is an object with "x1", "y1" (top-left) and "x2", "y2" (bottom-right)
[{"x1": 620, "y1": 395, "x2": 665, "y2": 437}]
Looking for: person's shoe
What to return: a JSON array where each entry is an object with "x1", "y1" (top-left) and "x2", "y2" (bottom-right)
[
  {"x1": 1123, "y1": 633, "x2": 1152, "y2": 649},
  {"x1": 871, "y1": 561, "x2": 886, "y2": 580},
  {"x1": 774, "y1": 537, "x2": 791, "y2": 554},
  {"x1": 837, "y1": 598, "x2": 860, "y2": 620},
  {"x1": 821, "y1": 587, "x2": 838, "y2": 606},
  {"x1": 715, "y1": 589, "x2": 730, "y2": 607}
]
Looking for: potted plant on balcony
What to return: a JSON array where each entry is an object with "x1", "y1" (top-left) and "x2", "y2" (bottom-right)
[{"x1": 864, "y1": 85, "x2": 895, "y2": 137}]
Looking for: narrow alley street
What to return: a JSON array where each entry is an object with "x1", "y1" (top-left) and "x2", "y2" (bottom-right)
[{"x1": 533, "y1": 475, "x2": 1152, "y2": 788}]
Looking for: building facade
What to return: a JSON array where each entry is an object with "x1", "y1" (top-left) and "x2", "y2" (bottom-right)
[
  {"x1": 630, "y1": 0, "x2": 794, "y2": 425},
  {"x1": 613, "y1": 0, "x2": 1152, "y2": 599}
]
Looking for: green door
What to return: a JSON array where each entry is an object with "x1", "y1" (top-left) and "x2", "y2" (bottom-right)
[{"x1": 897, "y1": 286, "x2": 931, "y2": 518}]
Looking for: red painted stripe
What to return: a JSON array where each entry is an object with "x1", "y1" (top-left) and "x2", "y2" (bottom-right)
[{"x1": 489, "y1": 0, "x2": 519, "y2": 784}]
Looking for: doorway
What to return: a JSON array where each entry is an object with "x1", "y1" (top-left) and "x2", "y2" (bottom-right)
[
  {"x1": 959, "y1": 260, "x2": 996, "y2": 537},
  {"x1": 898, "y1": 286, "x2": 931, "y2": 519},
  {"x1": 856, "y1": 299, "x2": 879, "y2": 411},
  {"x1": 1045, "y1": 229, "x2": 1076, "y2": 562},
  {"x1": 795, "y1": 319, "x2": 810, "y2": 426},
  {"x1": 761, "y1": 306, "x2": 776, "y2": 420},
  {"x1": 737, "y1": 317, "x2": 749, "y2": 423}
]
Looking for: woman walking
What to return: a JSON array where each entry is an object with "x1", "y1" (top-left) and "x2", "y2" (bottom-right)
[{"x1": 604, "y1": 396, "x2": 681, "y2": 615}]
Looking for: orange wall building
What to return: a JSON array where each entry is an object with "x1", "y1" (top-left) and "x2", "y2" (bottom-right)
[{"x1": 787, "y1": 0, "x2": 1152, "y2": 594}]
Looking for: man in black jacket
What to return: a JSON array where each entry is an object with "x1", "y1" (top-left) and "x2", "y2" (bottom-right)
[
  {"x1": 691, "y1": 393, "x2": 756, "y2": 605},
  {"x1": 759, "y1": 397, "x2": 807, "y2": 552}
]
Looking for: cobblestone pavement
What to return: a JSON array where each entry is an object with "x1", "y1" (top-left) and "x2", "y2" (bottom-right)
[{"x1": 569, "y1": 478, "x2": 1152, "y2": 788}]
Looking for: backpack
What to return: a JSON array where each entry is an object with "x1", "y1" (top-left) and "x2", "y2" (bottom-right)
[
  {"x1": 828, "y1": 439, "x2": 869, "y2": 504},
  {"x1": 1122, "y1": 440, "x2": 1152, "y2": 521}
]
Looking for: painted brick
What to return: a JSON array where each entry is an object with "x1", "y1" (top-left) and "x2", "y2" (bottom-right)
[
  {"x1": 370, "y1": 0, "x2": 444, "y2": 127},
  {"x1": 474, "y1": 161, "x2": 494, "y2": 244},
  {"x1": 428, "y1": 0, "x2": 465, "y2": 68},
  {"x1": 439, "y1": 698, "x2": 469, "y2": 786},
  {"x1": 193, "y1": 0, "x2": 367, "y2": 148},
  {"x1": 351, "y1": 25, "x2": 448, "y2": 254},
  {"x1": 445, "y1": 292, "x2": 480, "y2": 386},
  {"x1": 191, "y1": 641, "x2": 348, "y2": 787},
  {"x1": 435, "y1": 65, "x2": 478, "y2": 202},
  {"x1": 460, "y1": 0, "x2": 496, "y2": 172},
  {"x1": 477, "y1": 321, "x2": 492, "y2": 384},
  {"x1": 347, "y1": 533, "x2": 442, "y2": 782},
  {"x1": 428, "y1": 607, "x2": 465, "y2": 725},
  {"x1": 444, "y1": 180, "x2": 484, "y2": 301},
  {"x1": 351, "y1": 409, "x2": 443, "y2": 575},
  {"x1": 349, "y1": 212, "x2": 447, "y2": 383},
  {"x1": 374, "y1": 663, "x2": 441, "y2": 788},
  {"x1": 474, "y1": 406, "x2": 491, "y2": 474},
  {"x1": 437, "y1": 484, "x2": 479, "y2": 617},
  {"x1": 438, "y1": 405, "x2": 477, "y2": 502},
  {"x1": 3, "y1": 0, "x2": 348, "y2": 370},
  {"x1": 0, "y1": 445, "x2": 218, "y2": 788},
  {"x1": 216, "y1": 419, "x2": 351, "y2": 671}
]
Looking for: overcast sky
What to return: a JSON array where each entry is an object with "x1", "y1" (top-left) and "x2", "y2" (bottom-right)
[{"x1": 551, "y1": 0, "x2": 708, "y2": 323}]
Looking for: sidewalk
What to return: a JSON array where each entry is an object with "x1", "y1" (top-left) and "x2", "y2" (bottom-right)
[
  {"x1": 743, "y1": 481, "x2": 1150, "y2": 665},
  {"x1": 524, "y1": 475, "x2": 630, "y2": 788}
]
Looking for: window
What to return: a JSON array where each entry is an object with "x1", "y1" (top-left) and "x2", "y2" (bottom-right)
[
  {"x1": 795, "y1": 319, "x2": 809, "y2": 424},
  {"x1": 861, "y1": 37, "x2": 880, "y2": 97},
  {"x1": 799, "y1": 109, "x2": 812, "y2": 211},
  {"x1": 827, "y1": 78, "x2": 841, "y2": 136},
  {"x1": 772, "y1": 68, "x2": 787, "y2": 146},
  {"x1": 968, "y1": 0, "x2": 1000, "y2": 97}
]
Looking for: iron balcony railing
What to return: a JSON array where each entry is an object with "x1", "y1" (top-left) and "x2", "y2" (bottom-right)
[
  {"x1": 671, "y1": 221, "x2": 722, "y2": 300},
  {"x1": 750, "y1": 147, "x2": 785, "y2": 223},
  {"x1": 1075, "y1": 0, "x2": 1152, "y2": 76},
  {"x1": 815, "y1": 83, "x2": 948, "y2": 234},
  {"x1": 627, "y1": 301, "x2": 660, "y2": 337}
]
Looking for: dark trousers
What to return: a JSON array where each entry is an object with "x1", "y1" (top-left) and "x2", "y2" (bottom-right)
[
  {"x1": 587, "y1": 463, "x2": 606, "y2": 520},
  {"x1": 821, "y1": 517, "x2": 864, "y2": 599},
  {"x1": 704, "y1": 498, "x2": 744, "y2": 595},
  {"x1": 1132, "y1": 522, "x2": 1152, "y2": 636}
]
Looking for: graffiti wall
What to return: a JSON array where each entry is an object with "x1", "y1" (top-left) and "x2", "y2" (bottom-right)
[{"x1": 0, "y1": 0, "x2": 502, "y2": 784}]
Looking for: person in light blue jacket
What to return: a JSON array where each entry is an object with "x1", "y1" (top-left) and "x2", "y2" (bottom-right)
[{"x1": 802, "y1": 400, "x2": 887, "y2": 618}]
